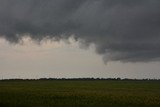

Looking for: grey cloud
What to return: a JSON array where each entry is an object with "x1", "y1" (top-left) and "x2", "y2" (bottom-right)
[{"x1": 0, "y1": 0, "x2": 160, "y2": 62}]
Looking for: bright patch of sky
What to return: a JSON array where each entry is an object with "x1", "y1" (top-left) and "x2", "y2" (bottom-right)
[{"x1": 0, "y1": 37, "x2": 160, "y2": 79}]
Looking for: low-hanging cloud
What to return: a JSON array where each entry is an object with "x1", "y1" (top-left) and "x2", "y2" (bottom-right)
[{"x1": 0, "y1": 0, "x2": 160, "y2": 62}]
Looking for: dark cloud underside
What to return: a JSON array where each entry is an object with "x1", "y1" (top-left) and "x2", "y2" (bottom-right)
[{"x1": 0, "y1": 0, "x2": 160, "y2": 62}]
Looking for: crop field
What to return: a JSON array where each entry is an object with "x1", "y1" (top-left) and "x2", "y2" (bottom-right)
[{"x1": 0, "y1": 80, "x2": 160, "y2": 107}]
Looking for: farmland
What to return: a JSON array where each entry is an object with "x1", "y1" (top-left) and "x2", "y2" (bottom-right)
[{"x1": 0, "y1": 80, "x2": 160, "y2": 107}]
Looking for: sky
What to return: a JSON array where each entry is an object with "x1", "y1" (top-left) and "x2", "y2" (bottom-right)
[{"x1": 0, "y1": 0, "x2": 160, "y2": 79}]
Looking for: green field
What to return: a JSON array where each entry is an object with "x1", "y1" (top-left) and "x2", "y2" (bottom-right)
[{"x1": 0, "y1": 80, "x2": 160, "y2": 107}]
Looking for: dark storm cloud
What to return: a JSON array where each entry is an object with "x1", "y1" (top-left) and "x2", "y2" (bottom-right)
[{"x1": 0, "y1": 0, "x2": 160, "y2": 62}]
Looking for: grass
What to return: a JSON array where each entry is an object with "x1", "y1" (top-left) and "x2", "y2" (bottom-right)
[{"x1": 0, "y1": 80, "x2": 160, "y2": 107}]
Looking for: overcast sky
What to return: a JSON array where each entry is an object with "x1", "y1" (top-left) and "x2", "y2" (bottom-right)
[{"x1": 0, "y1": 0, "x2": 160, "y2": 79}]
